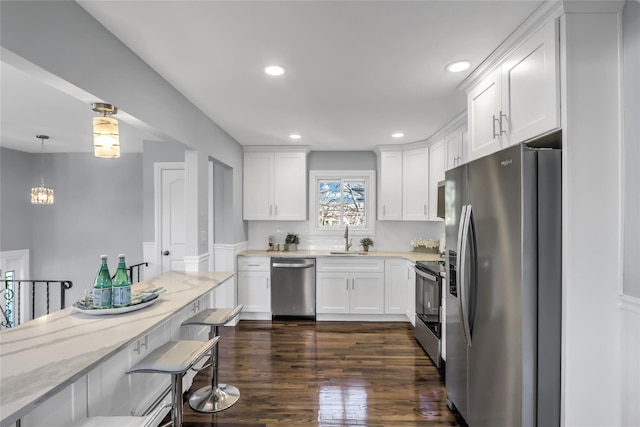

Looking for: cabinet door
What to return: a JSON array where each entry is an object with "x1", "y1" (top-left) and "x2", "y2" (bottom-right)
[
  {"x1": 446, "y1": 130, "x2": 463, "y2": 170},
  {"x1": 384, "y1": 259, "x2": 407, "y2": 314},
  {"x1": 378, "y1": 151, "x2": 403, "y2": 220},
  {"x1": 406, "y1": 264, "x2": 416, "y2": 326},
  {"x1": 350, "y1": 273, "x2": 385, "y2": 314},
  {"x1": 237, "y1": 271, "x2": 271, "y2": 312},
  {"x1": 501, "y1": 19, "x2": 559, "y2": 146},
  {"x1": 243, "y1": 152, "x2": 273, "y2": 220},
  {"x1": 468, "y1": 69, "x2": 503, "y2": 161},
  {"x1": 273, "y1": 151, "x2": 307, "y2": 220},
  {"x1": 402, "y1": 147, "x2": 429, "y2": 221},
  {"x1": 316, "y1": 272, "x2": 350, "y2": 314},
  {"x1": 428, "y1": 140, "x2": 445, "y2": 221}
]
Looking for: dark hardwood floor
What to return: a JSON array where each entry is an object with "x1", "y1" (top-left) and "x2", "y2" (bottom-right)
[{"x1": 179, "y1": 320, "x2": 464, "y2": 426}]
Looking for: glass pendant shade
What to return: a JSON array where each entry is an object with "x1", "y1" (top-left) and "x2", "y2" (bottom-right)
[
  {"x1": 31, "y1": 134, "x2": 54, "y2": 205},
  {"x1": 93, "y1": 116, "x2": 120, "y2": 158},
  {"x1": 31, "y1": 187, "x2": 54, "y2": 204}
]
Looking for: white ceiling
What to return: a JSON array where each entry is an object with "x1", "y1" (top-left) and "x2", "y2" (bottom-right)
[{"x1": 2, "y1": 0, "x2": 544, "y2": 153}]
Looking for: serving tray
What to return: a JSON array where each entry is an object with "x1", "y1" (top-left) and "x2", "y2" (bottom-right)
[{"x1": 72, "y1": 293, "x2": 159, "y2": 315}]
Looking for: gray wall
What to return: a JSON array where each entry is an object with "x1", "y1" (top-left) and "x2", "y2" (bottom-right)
[
  {"x1": 623, "y1": 0, "x2": 639, "y2": 298},
  {"x1": 1, "y1": 1, "x2": 247, "y2": 255},
  {"x1": 0, "y1": 148, "x2": 143, "y2": 304},
  {"x1": 0, "y1": 148, "x2": 33, "y2": 251}
]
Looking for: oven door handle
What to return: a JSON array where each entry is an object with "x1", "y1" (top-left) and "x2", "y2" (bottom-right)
[{"x1": 415, "y1": 269, "x2": 437, "y2": 282}]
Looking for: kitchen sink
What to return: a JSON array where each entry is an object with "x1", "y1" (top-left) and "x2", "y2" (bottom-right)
[{"x1": 329, "y1": 251, "x2": 368, "y2": 255}]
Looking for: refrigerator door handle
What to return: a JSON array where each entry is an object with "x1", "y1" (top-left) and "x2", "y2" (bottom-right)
[
  {"x1": 457, "y1": 205, "x2": 470, "y2": 347},
  {"x1": 460, "y1": 204, "x2": 473, "y2": 348}
]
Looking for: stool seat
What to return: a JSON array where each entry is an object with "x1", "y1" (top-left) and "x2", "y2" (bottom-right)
[
  {"x1": 182, "y1": 305, "x2": 244, "y2": 327},
  {"x1": 181, "y1": 305, "x2": 244, "y2": 413},
  {"x1": 127, "y1": 338, "x2": 219, "y2": 427},
  {"x1": 127, "y1": 338, "x2": 219, "y2": 375}
]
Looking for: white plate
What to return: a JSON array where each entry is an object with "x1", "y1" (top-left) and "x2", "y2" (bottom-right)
[{"x1": 72, "y1": 297, "x2": 158, "y2": 315}]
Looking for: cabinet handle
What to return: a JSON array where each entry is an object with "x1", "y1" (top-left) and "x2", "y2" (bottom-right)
[
  {"x1": 346, "y1": 278, "x2": 349, "y2": 290},
  {"x1": 352, "y1": 278, "x2": 355, "y2": 290},
  {"x1": 500, "y1": 111, "x2": 508, "y2": 135},
  {"x1": 424, "y1": 204, "x2": 427, "y2": 215},
  {"x1": 383, "y1": 205, "x2": 386, "y2": 216},
  {"x1": 270, "y1": 205, "x2": 273, "y2": 216},
  {"x1": 133, "y1": 336, "x2": 148, "y2": 355},
  {"x1": 275, "y1": 205, "x2": 278, "y2": 216},
  {"x1": 492, "y1": 115, "x2": 500, "y2": 138},
  {"x1": 267, "y1": 277, "x2": 269, "y2": 288}
]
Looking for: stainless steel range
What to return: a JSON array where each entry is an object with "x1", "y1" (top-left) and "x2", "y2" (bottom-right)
[{"x1": 415, "y1": 260, "x2": 445, "y2": 368}]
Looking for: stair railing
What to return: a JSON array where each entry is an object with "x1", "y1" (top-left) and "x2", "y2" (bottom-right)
[{"x1": 2, "y1": 279, "x2": 73, "y2": 328}]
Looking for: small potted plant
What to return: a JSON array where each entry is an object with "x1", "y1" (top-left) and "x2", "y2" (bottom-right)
[
  {"x1": 285, "y1": 233, "x2": 300, "y2": 252},
  {"x1": 360, "y1": 237, "x2": 374, "y2": 252}
]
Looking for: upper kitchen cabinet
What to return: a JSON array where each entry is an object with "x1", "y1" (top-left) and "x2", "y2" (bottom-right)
[
  {"x1": 445, "y1": 126, "x2": 468, "y2": 171},
  {"x1": 243, "y1": 147, "x2": 309, "y2": 220},
  {"x1": 466, "y1": 19, "x2": 559, "y2": 161},
  {"x1": 428, "y1": 140, "x2": 445, "y2": 221},
  {"x1": 402, "y1": 147, "x2": 430, "y2": 221},
  {"x1": 377, "y1": 150, "x2": 403, "y2": 220}
]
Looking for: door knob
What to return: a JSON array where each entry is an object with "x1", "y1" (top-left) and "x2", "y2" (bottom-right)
[{"x1": 162, "y1": 250, "x2": 170, "y2": 256}]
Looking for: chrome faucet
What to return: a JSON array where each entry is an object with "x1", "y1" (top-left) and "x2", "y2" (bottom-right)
[{"x1": 344, "y1": 224, "x2": 352, "y2": 252}]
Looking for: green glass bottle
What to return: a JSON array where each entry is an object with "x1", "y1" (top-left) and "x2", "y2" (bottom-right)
[
  {"x1": 92, "y1": 255, "x2": 112, "y2": 309},
  {"x1": 112, "y1": 254, "x2": 131, "y2": 307}
]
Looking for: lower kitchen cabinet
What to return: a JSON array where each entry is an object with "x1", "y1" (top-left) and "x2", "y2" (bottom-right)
[
  {"x1": 316, "y1": 272, "x2": 384, "y2": 314},
  {"x1": 384, "y1": 259, "x2": 407, "y2": 314},
  {"x1": 237, "y1": 256, "x2": 271, "y2": 319},
  {"x1": 237, "y1": 271, "x2": 271, "y2": 315},
  {"x1": 406, "y1": 262, "x2": 416, "y2": 326}
]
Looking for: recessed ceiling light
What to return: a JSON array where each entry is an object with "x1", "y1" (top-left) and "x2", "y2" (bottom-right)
[
  {"x1": 289, "y1": 133, "x2": 302, "y2": 140},
  {"x1": 265, "y1": 65, "x2": 286, "y2": 76},
  {"x1": 445, "y1": 60, "x2": 471, "y2": 73},
  {"x1": 392, "y1": 132, "x2": 404, "y2": 138}
]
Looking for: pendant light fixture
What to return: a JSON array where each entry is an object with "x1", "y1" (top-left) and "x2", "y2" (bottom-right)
[
  {"x1": 92, "y1": 102, "x2": 120, "y2": 158},
  {"x1": 31, "y1": 135, "x2": 54, "y2": 205}
]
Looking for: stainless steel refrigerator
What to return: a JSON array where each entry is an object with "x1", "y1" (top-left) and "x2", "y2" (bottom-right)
[{"x1": 445, "y1": 142, "x2": 561, "y2": 427}]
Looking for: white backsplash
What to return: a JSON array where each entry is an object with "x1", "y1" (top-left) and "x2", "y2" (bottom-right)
[{"x1": 247, "y1": 220, "x2": 445, "y2": 252}]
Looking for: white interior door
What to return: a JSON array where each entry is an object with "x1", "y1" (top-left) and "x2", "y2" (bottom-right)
[{"x1": 160, "y1": 167, "x2": 185, "y2": 273}]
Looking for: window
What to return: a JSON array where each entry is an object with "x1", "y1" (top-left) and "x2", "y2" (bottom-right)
[{"x1": 310, "y1": 170, "x2": 375, "y2": 235}]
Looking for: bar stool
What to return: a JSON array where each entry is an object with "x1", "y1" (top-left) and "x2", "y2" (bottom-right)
[
  {"x1": 126, "y1": 337, "x2": 219, "y2": 427},
  {"x1": 181, "y1": 305, "x2": 244, "y2": 412}
]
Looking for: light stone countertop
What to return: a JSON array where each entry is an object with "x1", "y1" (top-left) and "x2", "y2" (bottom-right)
[
  {"x1": 0, "y1": 271, "x2": 235, "y2": 427},
  {"x1": 238, "y1": 249, "x2": 443, "y2": 263}
]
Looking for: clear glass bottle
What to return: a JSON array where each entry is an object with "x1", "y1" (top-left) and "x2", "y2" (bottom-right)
[
  {"x1": 93, "y1": 255, "x2": 112, "y2": 309},
  {"x1": 112, "y1": 254, "x2": 131, "y2": 307}
]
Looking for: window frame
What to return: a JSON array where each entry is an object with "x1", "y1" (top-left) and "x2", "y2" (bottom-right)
[{"x1": 309, "y1": 170, "x2": 376, "y2": 236}]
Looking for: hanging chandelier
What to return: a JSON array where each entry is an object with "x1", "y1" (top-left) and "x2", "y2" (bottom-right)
[
  {"x1": 31, "y1": 135, "x2": 54, "y2": 205},
  {"x1": 92, "y1": 103, "x2": 120, "y2": 158}
]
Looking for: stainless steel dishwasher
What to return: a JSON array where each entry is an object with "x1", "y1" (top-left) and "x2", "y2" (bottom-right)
[{"x1": 270, "y1": 258, "x2": 316, "y2": 319}]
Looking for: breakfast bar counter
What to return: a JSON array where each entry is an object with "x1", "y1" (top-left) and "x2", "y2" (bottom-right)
[{"x1": 0, "y1": 271, "x2": 235, "y2": 427}]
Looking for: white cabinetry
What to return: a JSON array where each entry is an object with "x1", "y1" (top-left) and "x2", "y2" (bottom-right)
[
  {"x1": 237, "y1": 256, "x2": 271, "y2": 319},
  {"x1": 384, "y1": 259, "x2": 407, "y2": 314},
  {"x1": 377, "y1": 150, "x2": 403, "y2": 220},
  {"x1": 402, "y1": 147, "x2": 429, "y2": 220},
  {"x1": 406, "y1": 262, "x2": 416, "y2": 326},
  {"x1": 445, "y1": 126, "x2": 468, "y2": 170},
  {"x1": 316, "y1": 258, "x2": 384, "y2": 315},
  {"x1": 467, "y1": 19, "x2": 559, "y2": 161},
  {"x1": 243, "y1": 149, "x2": 308, "y2": 220},
  {"x1": 428, "y1": 140, "x2": 445, "y2": 221}
]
